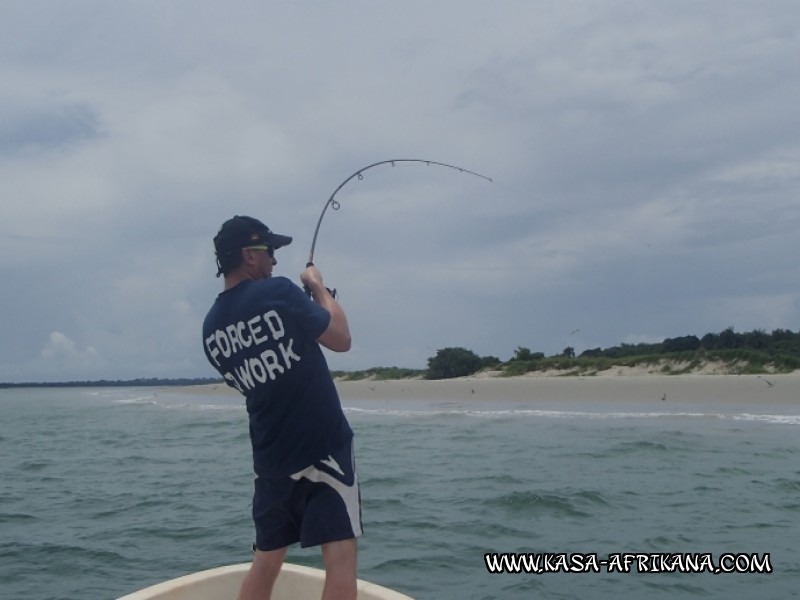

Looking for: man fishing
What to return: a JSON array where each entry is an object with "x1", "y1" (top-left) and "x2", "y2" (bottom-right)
[{"x1": 202, "y1": 215, "x2": 360, "y2": 600}]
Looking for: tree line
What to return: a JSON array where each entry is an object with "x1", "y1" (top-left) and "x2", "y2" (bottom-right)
[
  {"x1": 421, "y1": 327, "x2": 800, "y2": 380},
  {"x1": 578, "y1": 327, "x2": 800, "y2": 359}
]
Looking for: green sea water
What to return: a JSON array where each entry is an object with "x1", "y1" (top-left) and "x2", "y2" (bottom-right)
[{"x1": 1, "y1": 386, "x2": 798, "y2": 599}]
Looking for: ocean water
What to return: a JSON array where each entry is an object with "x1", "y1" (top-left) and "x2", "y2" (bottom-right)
[{"x1": 1, "y1": 386, "x2": 798, "y2": 600}]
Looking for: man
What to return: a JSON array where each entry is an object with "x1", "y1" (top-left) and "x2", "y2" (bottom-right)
[{"x1": 202, "y1": 215, "x2": 360, "y2": 600}]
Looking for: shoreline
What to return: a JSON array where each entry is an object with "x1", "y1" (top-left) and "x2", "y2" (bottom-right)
[
  {"x1": 336, "y1": 373, "x2": 800, "y2": 405},
  {"x1": 171, "y1": 372, "x2": 800, "y2": 406}
]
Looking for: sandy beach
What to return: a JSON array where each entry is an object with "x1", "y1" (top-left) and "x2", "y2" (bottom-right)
[
  {"x1": 338, "y1": 373, "x2": 800, "y2": 406},
  {"x1": 174, "y1": 371, "x2": 800, "y2": 407}
]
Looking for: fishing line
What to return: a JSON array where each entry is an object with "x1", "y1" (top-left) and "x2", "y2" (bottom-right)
[{"x1": 307, "y1": 159, "x2": 493, "y2": 267}]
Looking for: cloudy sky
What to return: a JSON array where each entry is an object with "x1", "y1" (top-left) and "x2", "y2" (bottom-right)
[{"x1": 1, "y1": 1, "x2": 798, "y2": 382}]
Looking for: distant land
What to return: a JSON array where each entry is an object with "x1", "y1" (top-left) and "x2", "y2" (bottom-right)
[
  {"x1": 336, "y1": 327, "x2": 800, "y2": 381},
  {"x1": 0, "y1": 377, "x2": 223, "y2": 389},
  {"x1": 2, "y1": 327, "x2": 798, "y2": 387}
]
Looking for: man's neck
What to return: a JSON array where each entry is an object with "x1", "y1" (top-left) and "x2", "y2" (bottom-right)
[{"x1": 224, "y1": 272, "x2": 251, "y2": 291}]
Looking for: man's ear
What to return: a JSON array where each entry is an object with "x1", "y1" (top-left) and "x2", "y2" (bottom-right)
[{"x1": 241, "y1": 248, "x2": 256, "y2": 265}]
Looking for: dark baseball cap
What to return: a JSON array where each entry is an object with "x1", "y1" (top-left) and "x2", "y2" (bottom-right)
[{"x1": 213, "y1": 216, "x2": 293, "y2": 256}]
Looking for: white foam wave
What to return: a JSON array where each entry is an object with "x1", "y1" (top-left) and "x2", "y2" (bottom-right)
[
  {"x1": 109, "y1": 393, "x2": 242, "y2": 412},
  {"x1": 343, "y1": 406, "x2": 800, "y2": 425},
  {"x1": 731, "y1": 413, "x2": 800, "y2": 426},
  {"x1": 112, "y1": 396, "x2": 160, "y2": 406}
]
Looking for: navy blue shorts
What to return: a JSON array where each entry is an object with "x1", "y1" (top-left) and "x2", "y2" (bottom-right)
[{"x1": 252, "y1": 440, "x2": 362, "y2": 550}]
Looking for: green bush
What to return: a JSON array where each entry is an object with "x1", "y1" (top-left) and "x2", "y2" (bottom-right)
[{"x1": 426, "y1": 347, "x2": 484, "y2": 380}]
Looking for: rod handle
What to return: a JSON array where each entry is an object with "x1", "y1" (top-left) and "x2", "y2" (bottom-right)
[{"x1": 303, "y1": 262, "x2": 336, "y2": 298}]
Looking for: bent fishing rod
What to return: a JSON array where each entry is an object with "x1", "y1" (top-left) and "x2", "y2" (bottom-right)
[{"x1": 306, "y1": 159, "x2": 493, "y2": 268}]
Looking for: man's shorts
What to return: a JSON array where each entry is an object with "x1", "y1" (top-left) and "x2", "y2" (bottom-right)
[{"x1": 252, "y1": 440, "x2": 362, "y2": 550}]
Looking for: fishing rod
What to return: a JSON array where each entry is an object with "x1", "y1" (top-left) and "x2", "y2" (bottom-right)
[{"x1": 306, "y1": 159, "x2": 494, "y2": 267}]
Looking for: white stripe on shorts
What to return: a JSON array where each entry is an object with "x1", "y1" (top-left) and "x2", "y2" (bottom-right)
[{"x1": 289, "y1": 444, "x2": 362, "y2": 538}]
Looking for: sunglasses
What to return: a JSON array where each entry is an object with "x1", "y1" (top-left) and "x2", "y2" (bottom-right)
[{"x1": 245, "y1": 245, "x2": 275, "y2": 257}]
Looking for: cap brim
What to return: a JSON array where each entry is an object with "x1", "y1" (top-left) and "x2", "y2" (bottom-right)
[{"x1": 265, "y1": 232, "x2": 292, "y2": 249}]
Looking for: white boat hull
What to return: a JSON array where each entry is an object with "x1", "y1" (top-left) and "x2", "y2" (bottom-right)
[{"x1": 116, "y1": 562, "x2": 414, "y2": 600}]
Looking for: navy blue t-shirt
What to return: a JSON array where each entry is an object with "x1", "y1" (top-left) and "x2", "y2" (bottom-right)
[{"x1": 202, "y1": 276, "x2": 353, "y2": 478}]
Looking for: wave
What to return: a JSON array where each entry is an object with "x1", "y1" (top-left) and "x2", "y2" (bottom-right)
[
  {"x1": 113, "y1": 395, "x2": 161, "y2": 406},
  {"x1": 343, "y1": 406, "x2": 800, "y2": 425},
  {"x1": 123, "y1": 401, "x2": 242, "y2": 412},
  {"x1": 731, "y1": 413, "x2": 800, "y2": 425},
  {"x1": 110, "y1": 394, "x2": 242, "y2": 412},
  {"x1": 102, "y1": 392, "x2": 799, "y2": 424}
]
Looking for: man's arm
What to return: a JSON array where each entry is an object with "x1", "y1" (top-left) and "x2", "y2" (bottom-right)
[{"x1": 300, "y1": 265, "x2": 351, "y2": 352}]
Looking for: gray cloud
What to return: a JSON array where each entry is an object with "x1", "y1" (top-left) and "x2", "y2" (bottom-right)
[{"x1": 0, "y1": 103, "x2": 101, "y2": 155}]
